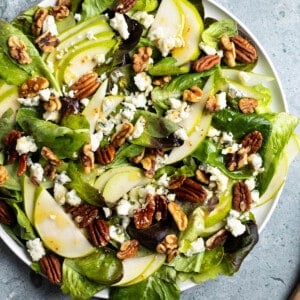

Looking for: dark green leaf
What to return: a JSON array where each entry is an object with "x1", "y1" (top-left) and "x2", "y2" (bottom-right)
[{"x1": 0, "y1": 109, "x2": 15, "y2": 146}]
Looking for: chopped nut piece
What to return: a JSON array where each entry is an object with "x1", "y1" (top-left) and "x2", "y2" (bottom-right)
[
  {"x1": 0, "y1": 200, "x2": 15, "y2": 225},
  {"x1": 169, "y1": 176, "x2": 186, "y2": 190},
  {"x1": 233, "y1": 182, "x2": 252, "y2": 212},
  {"x1": 220, "y1": 34, "x2": 236, "y2": 67},
  {"x1": 3, "y1": 130, "x2": 22, "y2": 163},
  {"x1": 69, "y1": 72, "x2": 100, "y2": 99},
  {"x1": 241, "y1": 131, "x2": 263, "y2": 154},
  {"x1": 50, "y1": 5, "x2": 70, "y2": 20},
  {"x1": 205, "y1": 95, "x2": 220, "y2": 113},
  {"x1": 32, "y1": 7, "x2": 49, "y2": 36},
  {"x1": 43, "y1": 95, "x2": 62, "y2": 112},
  {"x1": 156, "y1": 234, "x2": 178, "y2": 263},
  {"x1": 8, "y1": 36, "x2": 32, "y2": 64},
  {"x1": 132, "y1": 46, "x2": 153, "y2": 73},
  {"x1": 57, "y1": 0, "x2": 72, "y2": 8},
  {"x1": 133, "y1": 194, "x2": 156, "y2": 229},
  {"x1": 111, "y1": 123, "x2": 134, "y2": 148},
  {"x1": 231, "y1": 35, "x2": 258, "y2": 64},
  {"x1": 87, "y1": 219, "x2": 110, "y2": 247},
  {"x1": 140, "y1": 154, "x2": 156, "y2": 178},
  {"x1": 40, "y1": 254, "x2": 62, "y2": 285},
  {"x1": 41, "y1": 146, "x2": 62, "y2": 166},
  {"x1": 167, "y1": 201, "x2": 188, "y2": 231},
  {"x1": 117, "y1": 239, "x2": 139, "y2": 259},
  {"x1": 193, "y1": 54, "x2": 220, "y2": 72},
  {"x1": 205, "y1": 228, "x2": 228, "y2": 249},
  {"x1": 130, "y1": 148, "x2": 145, "y2": 164},
  {"x1": 95, "y1": 144, "x2": 116, "y2": 165},
  {"x1": 226, "y1": 148, "x2": 248, "y2": 171},
  {"x1": 238, "y1": 97, "x2": 258, "y2": 114},
  {"x1": 44, "y1": 164, "x2": 57, "y2": 181},
  {"x1": 67, "y1": 204, "x2": 98, "y2": 228},
  {"x1": 154, "y1": 195, "x2": 168, "y2": 222},
  {"x1": 115, "y1": 0, "x2": 137, "y2": 13},
  {"x1": 195, "y1": 169, "x2": 210, "y2": 185},
  {"x1": 17, "y1": 154, "x2": 27, "y2": 176},
  {"x1": 80, "y1": 144, "x2": 95, "y2": 173},
  {"x1": 35, "y1": 31, "x2": 59, "y2": 53},
  {"x1": 183, "y1": 86, "x2": 203, "y2": 103},
  {"x1": 152, "y1": 75, "x2": 172, "y2": 86},
  {"x1": 19, "y1": 76, "x2": 49, "y2": 98},
  {"x1": 0, "y1": 166, "x2": 9, "y2": 186}
]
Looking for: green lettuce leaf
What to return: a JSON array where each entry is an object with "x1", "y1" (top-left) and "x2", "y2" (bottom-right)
[
  {"x1": 16, "y1": 108, "x2": 90, "y2": 159},
  {"x1": 110, "y1": 266, "x2": 180, "y2": 300},
  {"x1": 65, "y1": 248, "x2": 123, "y2": 285},
  {"x1": 81, "y1": 0, "x2": 114, "y2": 21},
  {"x1": 0, "y1": 20, "x2": 60, "y2": 91},
  {"x1": 201, "y1": 19, "x2": 237, "y2": 48},
  {"x1": 148, "y1": 57, "x2": 190, "y2": 76},
  {"x1": 61, "y1": 258, "x2": 106, "y2": 300},
  {"x1": 0, "y1": 109, "x2": 15, "y2": 146},
  {"x1": 66, "y1": 163, "x2": 106, "y2": 207},
  {"x1": 132, "y1": 0, "x2": 159, "y2": 12},
  {"x1": 169, "y1": 252, "x2": 204, "y2": 273}
]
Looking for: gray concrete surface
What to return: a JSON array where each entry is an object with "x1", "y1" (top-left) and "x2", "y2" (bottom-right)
[{"x1": 0, "y1": 0, "x2": 299, "y2": 299}]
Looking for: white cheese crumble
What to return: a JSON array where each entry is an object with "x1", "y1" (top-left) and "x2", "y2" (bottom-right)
[
  {"x1": 200, "y1": 165, "x2": 228, "y2": 193},
  {"x1": 91, "y1": 131, "x2": 103, "y2": 151},
  {"x1": 207, "y1": 126, "x2": 221, "y2": 138},
  {"x1": 221, "y1": 143, "x2": 240, "y2": 155},
  {"x1": 97, "y1": 119, "x2": 115, "y2": 135},
  {"x1": 42, "y1": 15, "x2": 58, "y2": 36},
  {"x1": 16, "y1": 136, "x2": 38, "y2": 155},
  {"x1": 174, "y1": 128, "x2": 188, "y2": 141},
  {"x1": 248, "y1": 153, "x2": 263, "y2": 171},
  {"x1": 226, "y1": 210, "x2": 246, "y2": 237},
  {"x1": 227, "y1": 84, "x2": 244, "y2": 98},
  {"x1": 121, "y1": 102, "x2": 136, "y2": 121},
  {"x1": 132, "y1": 11, "x2": 154, "y2": 29},
  {"x1": 251, "y1": 189, "x2": 260, "y2": 204},
  {"x1": 74, "y1": 13, "x2": 82, "y2": 22},
  {"x1": 109, "y1": 225, "x2": 126, "y2": 243},
  {"x1": 125, "y1": 93, "x2": 148, "y2": 108},
  {"x1": 134, "y1": 72, "x2": 153, "y2": 93},
  {"x1": 30, "y1": 163, "x2": 44, "y2": 183},
  {"x1": 131, "y1": 116, "x2": 146, "y2": 139},
  {"x1": 216, "y1": 92, "x2": 227, "y2": 110},
  {"x1": 110, "y1": 13, "x2": 129, "y2": 40},
  {"x1": 103, "y1": 207, "x2": 112, "y2": 218},
  {"x1": 199, "y1": 42, "x2": 223, "y2": 57},
  {"x1": 55, "y1": 171, "x2": 71, "y2": 185},
  {"x1": 18, "y1": 96, "x2": 40, "y2": 107},
  {"x1": 245, "y1": 177, "x2": 256, "y2": 191},
  {"x1": 116, "y1": 199, "x2": 133, "y2": 216},
  {"x1": 110, "y1": 83, "x2": 119, "y2": 95},
  {"x1": 26, "y1": 238, "x2": 46, "y2": 261},
  {"x1": 43, "y1": 110, "x2": 60, "y2": 122},
  {"x1": 39, "y1": 88, "x2": 51, "y2": 101},
  {"x1": 66, "y1": 189, "x2": 81, "y2": 206},
  {"x1": 53, "y1": 182, "x2": 68, "y2": 205},
  {"x1": 94, "y1": 53, "x2": 106, "y2": 65},
  {"x1": 186, "y1": 237, "x2": 205, "y2": 257},
  {"x1": 157, "y1": 173, "x2": 170, "y2": 188},
  {"x1": 80, "y1": 98, "x2": 90, "y2": 107},
  {"x1": 149, "y1": 27, "x2": 184, "y2": 57}
]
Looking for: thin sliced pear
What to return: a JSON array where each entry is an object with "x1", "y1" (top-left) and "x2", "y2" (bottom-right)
[
  {"x1": 102, "y1": 169, "x2": 150, "y2": 206},
  {"x1": 0, "y1": 83, "x2": 19, "y2": 117},
  {"x1": 123, "y1": 254, "x2": 166, "y2": 286},
  {"x1": 172, "y1": 0, "x2": 204, "y2": 65},
  {"x1": 21, "y1": 175, "x2": 36, "y2": 224},
  {"x1": 285, "y1": 133, "x2": 300, "y2": 165},
  {"x1": 148, "y1": 0, "x2": 185, "y2": 53},
  {"x1": 34, "y1": 187, "x2": 94, "y2": 258},
  {"x1": 94, "y1": 166, "x2": 141, "y2": 192},
  {"x1": 113, "y1": 254, "x2": 156, "y2": 286},
  {"x1": 82, "y1": 79, "x2": 108, "y2": 133}
]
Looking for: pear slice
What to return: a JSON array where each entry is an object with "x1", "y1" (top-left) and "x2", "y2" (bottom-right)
[
  {"x1": 172, "y1": 0, "x2": 204, "y2": 65},
  {"x1": 21, "y1": 175, "x2": 36, "y2": 224},
  {"x1": 0, "y1": 83, "x2": 19, "y2": 117},
  {"x1": 94, "y1": 166, "x2": 142, "y2": 192},
  {"x1": 113, "y1": 254, "x2": 156, "y2": 286},
  {"x1": 123, "y1": 254, "x2": 166, "y2": 286},
  {"x1": 33, "y1": 187, "x2": 94, "y2": 258},
  {"x1": 102, "y1": 169, "x2": 150, "y2": 207}
]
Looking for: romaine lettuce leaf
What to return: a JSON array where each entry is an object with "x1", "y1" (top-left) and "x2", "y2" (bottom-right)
[
  {"x1": 148, "y1": 57, "x2": 190, "y2": 76},
  {"x1": 0, "y1": 109, "x2": 15, "y2": 146},
  {"x1": 110, "y1": 266, "x2": 180, "y2": 300},
  {"x1": 81, "y1": 0, "x2": 114, "y2": 21},
  {"x1": 16, "y1": 108, "x2": 90, "y2": 159},
  {"x1": 169, "y1": 252, "x2": 204, "y2": 273}
]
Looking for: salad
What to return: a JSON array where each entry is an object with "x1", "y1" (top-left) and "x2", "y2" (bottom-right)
[{"x1": 0, "y1": 0, "x2": 299, "y2": 299}]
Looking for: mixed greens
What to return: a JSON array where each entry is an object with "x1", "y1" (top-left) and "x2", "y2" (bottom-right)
[{"x1": 0, "y1": 0, "x2": 299, "y2": 299}]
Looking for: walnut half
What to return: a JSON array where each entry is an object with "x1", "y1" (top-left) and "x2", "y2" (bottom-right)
[{"x1": 8, "y1": 36, "x2": 32, "y2": 64}]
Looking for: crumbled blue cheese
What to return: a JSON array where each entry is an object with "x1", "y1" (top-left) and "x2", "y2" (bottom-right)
[
  {"x1": 248, "y1": 153, "x2": 263, "y2": 172},
  {"x1": 166, "y1": 193, "x2": 176, "y2": 201},
  {"x1": 165, "y1": 101, "x2": 190, "y2": 123},
  {"x1": 116, "y1": 199, "x2": 133, "y2": 216},
  {"x1": 132, "y1": 11, "x2": 154, "y2": 29},
  {"x1": 110, "y1": 13, "x2": 129, "y2": 40},
  {"x1": 186, "y1": 237, "x2": 205, "y2": 257},
  {"x1": 131, "y1": 116, "x2": 146, "y2": 139},
  {"x1": 125, "y1": 93, "x2": 147, "y2": 109},
  {"x1": 18, "y1": 96, "x2": 40, "y2": 107},
  {"x1": 148, "y1": 27, "x2": 184, "y2": 57},
  {"x1": 103, "y1": 207, "x2": 112, "y2": 218},
  {"x1": 199, "y1": 165, "x2": 228, "y2": 193},
  {"x1": 39, "y1": 88, "x2": 51, "y2": 101},
  {"x1": 66, "y1": 189, "x2": 81, "y2": 206},
  {"x1": 43, "y1": 110, "x2": 60, "y2": 122},
  {"x1": 74, "y1": 13, "x2": 82, "y2": 22},
  {"x1": 97, "y1": 119, "x2": 115, "y2": 135},
  {"x1": 157, "y1": 173, "x2": 170, "y2": 188},
  {"x1": 221, "y1": 143, "x2": 240, "y2": 155},
  {"x1": 169, "y1": 98, "x2": 182, "y2": 109},
  {"x1": 91, "y1": 131, "x2": 104, "y2": 151},
  {"x1": 216, "y1": 92, "x2": 227, "y2": 110},
  {"x1": 80, "y1": 98, "x2": 90, "y2": 107},
  {"x1": 174, "y1": 128, "x2": 188, "y2": 141},
  {"x1": 26, "y1": 238, "x2": 46, "y2": 261},
  {"x1": 94, "y1": 53, "x2": 106, "y2": 65},
  {"x1": 227, "y1": 84, "x2": 244, "y2": 98},
  {"x1": 16, "y1": 136, "x2": 38, "y2": 155},
  {"x1": 53, "y1": 182, "x2": 68, "y2": 205},
  {"x1": 251, "y1": 189, "x2": 260, "y2": 204},
  {"x1": 220, "y1": 131, "x2": 234, "y2": 144},
  {"x1": 30, "y1": 163, "x2": 44, "y2": 183},
  {"x1": 207, "y1": 126, "x2": 221, "y2": 138},
  {"x1": 109, "y1": 225, "x2": 126, "y2": 243},
  {"x1": 199, "y1": 42, "x2": 223, "y2": 57},
  {"x1": 110, "y1": 83, "x2": 119, "y2": 96},
  {"x1": 42, "y1": 15, "x2": 58, "y2": 36},
  {"x1": 226, "y1": 210, "x2": 246, "y2": 237},
  {"x1": 245, "y1": 178, "x2": 256, "y2": 191},
  {"x1": 55, "y1": 171, "x2": 71, "y2": 185},
  {"x1": 134, "y1": 72, "x2": 153, "y2": 93},
  {"x1": 121, "y1": 102, "x2": 136, "y2": 121}
]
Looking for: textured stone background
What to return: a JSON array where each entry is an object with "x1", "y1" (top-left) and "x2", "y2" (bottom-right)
[{"x1": 0, "y1": 0, "x2": 299, "y2": 299}]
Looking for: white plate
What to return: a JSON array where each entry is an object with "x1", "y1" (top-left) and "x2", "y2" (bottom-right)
[{"x1": 0, "y1": 0, "x2": 287, "y2": 298}]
